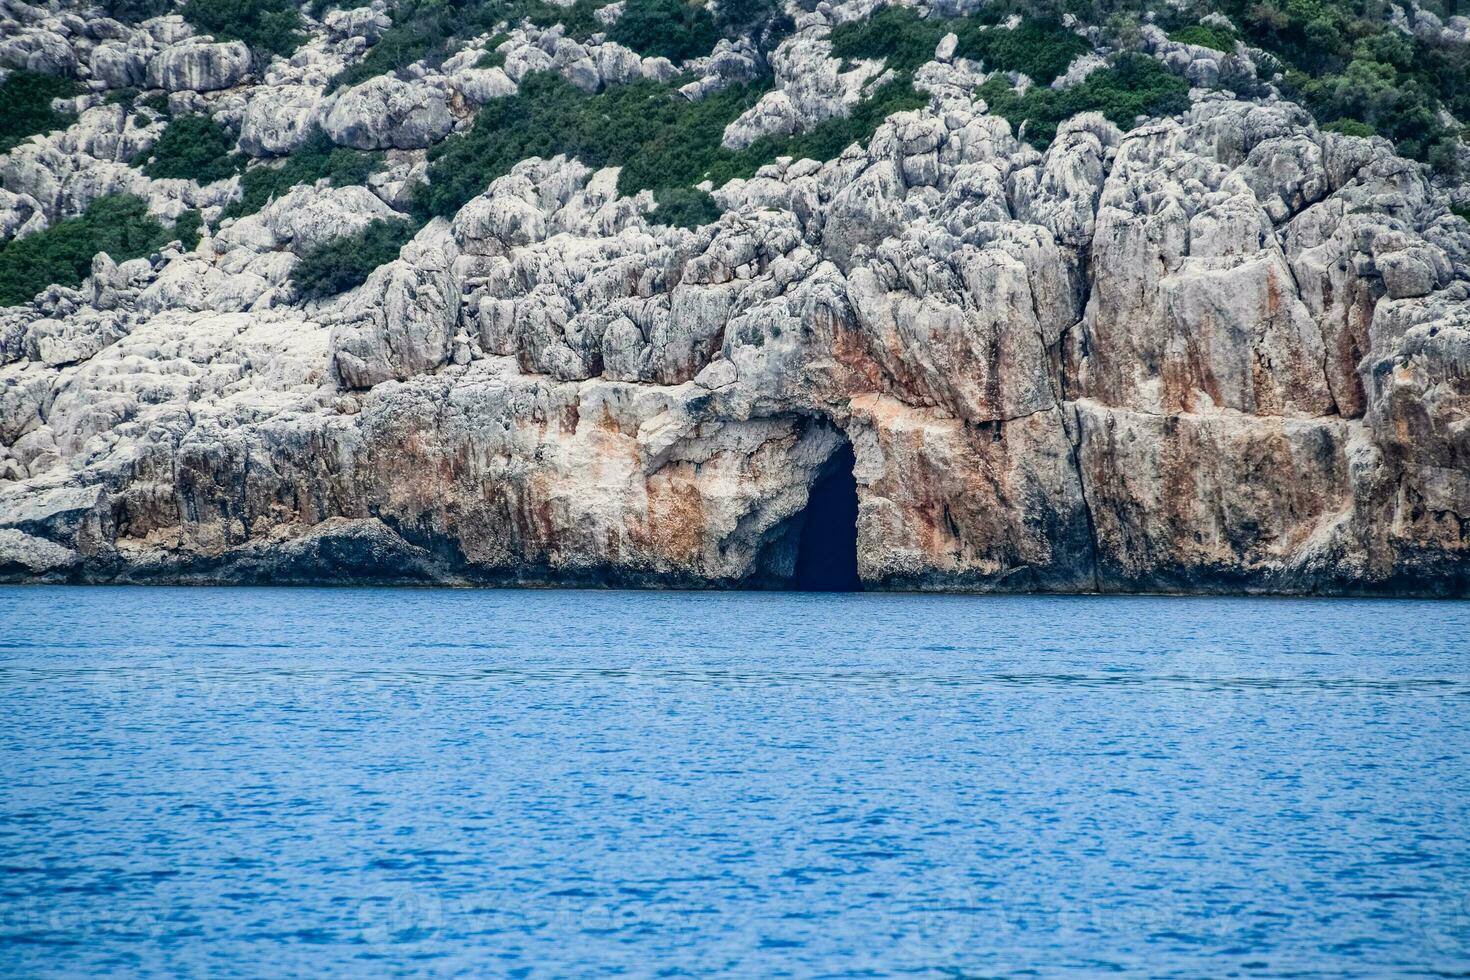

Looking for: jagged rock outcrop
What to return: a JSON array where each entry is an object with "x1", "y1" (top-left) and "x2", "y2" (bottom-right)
[
  {"x1": 144, "y1": 39, "x2": 251, "y2": 92},
  {"x1": 320, "y1": 75, "x2": 455, "y2": 150},
  {"x1": 0, "y1": 0, "x2": 1466, "y2": 595}
]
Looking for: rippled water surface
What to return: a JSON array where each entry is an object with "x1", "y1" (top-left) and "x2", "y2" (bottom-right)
[{"x1": 2, "y1": 587, "x2": 1469, "y2": 977}]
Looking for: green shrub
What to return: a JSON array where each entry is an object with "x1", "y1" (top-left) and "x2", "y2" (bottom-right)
[
  {"x1": 221, "y1": 128, "x2": 382, "y2": 221},
  {"x1": 1451, "y1": 202, "x2": 1470, "y2": 223},
  {"x1": 328, "y1": 0, "x2": 587, "y2": 92},
  {"x1": 418, "y1": 73, "x2": 769, "y2": 218},
  {"x1": 606, "y1": 0, "x2": 720, "y2": 62},
  {"x1": 830, "y1": 6, "x2": 948, "y2": 72},
  {"x1": 173, "y1": 209, "x2": 204, "y2": 246},
  {"x1": 292, "y1": 218, "x2": 416, "y2": 299},
  {"x1": 1169, "y1": 23, "x2": 1238, "y2": 52},
  {"x1": 140, "y1": 92, "x2": 172, "y2": 116},
  {"x1": 1322, "y1": 117, "x2": 1376, "y2": 138},
  {"x1": 830, "y1": 8, "x2": 1086, "y2": 84},
  {"x1": 132, "y1": 114, "x2": 243, "y2": 183},
  {"x1": 327, "y1": 0, "x2": 467, "y2": 90},
  {"x1": 977, "y1": 52, "x2": 1191, "y2": 148},
  {"x1": 103, "y1": 86, "x2": 141, "y2": 106},
  {"x1": 713, "y1": 0, "x2": 792, "y2": 44},
  {"x1": 1298, "y1": 58, "x2": 1445, "y2": 162},
  {"x1": 957, "y1": 19, "x2": 1089, "y2": 85},
  {"x1": 526, "y1": 0, "x2": 602, "y2": 37},
  {"x1": 1219, "y1": 0, "x2": 1468, "y2": 172},
  {"x1": 0, "y1": 195, "x2": 198, "y2": 307},
  {"x1": 182, "y1": 0, "x2": 304, "y2": 56},
  {"x1": 421, "y1": 68, "x2": 929, "y2": 223},
  {"x1": 707, "y1": 77, "x2": 928, "y2": 185},
  {"x1": 475, "y1": 33, "x2": 511, "y2": 69},
  {"x1": 100, "y1": 0, "x2": 173, "y2": 20},
  {"x1": 651, "y1": 186, "x2": 721, "y2": 228},
  {"x1": 0, "y1": 70, "x2": 82, "y2": 155}
]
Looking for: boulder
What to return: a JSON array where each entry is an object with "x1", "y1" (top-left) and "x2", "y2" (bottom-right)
[{"x1": 145, "y1": 40, "x2": 251, "y2": 92}]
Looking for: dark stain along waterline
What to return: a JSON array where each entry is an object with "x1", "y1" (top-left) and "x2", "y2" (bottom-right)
[
  {"x1": 789, "y1": 442, "x2": 862, "y2": 592},
  {"x1": 2, "y1": 587, "x2": 1469, "y2": 976}
]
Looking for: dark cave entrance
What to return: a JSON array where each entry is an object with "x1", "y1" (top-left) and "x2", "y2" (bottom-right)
[{"x1": 788, "y1": 442, "x2": 863, "y2": 592}]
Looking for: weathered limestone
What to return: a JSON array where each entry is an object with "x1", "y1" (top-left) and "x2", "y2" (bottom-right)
[{"x1": 0, "y1": 0, "x2": 1466, "y2": 595}]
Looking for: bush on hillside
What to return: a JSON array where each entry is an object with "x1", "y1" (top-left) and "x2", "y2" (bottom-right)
[
  {"x1": 706, "y1": 77, "x2": 928, "y2": 186},
  {"x1": 1297, "y1": 59, "x2": 1447, "y2": 163},
  {"x1": 977, "y1": 53, "x2": 1190, "y2": 148},
  {"x1": 0, "y1": 70, "x2": 82, "y2": 155},
  {"x1": 181, "y1": 0, "x2": 304, "y2": 56},
  {"x1": 329, "y1": 0, "x2": 595, "y2": 91},
  {"x1": 1169, "y1": 23, "x2": 1237, "y2": 52},
  {"x1": 830, "y1": 6, "x2": 949, "y2": 72},
  {"x1": 830, "y1": 7, "x2": 1086, "y2": 85},
  {"x1": 0, "y1": 196, "x2": 198, "y2": 307},
  {"x1": 957, "y1": 19, "x2": 1089, "y2": 85},
  {"x1": 292, "y1": 218, "x2": 416, "y2": 299},
  {"x1": 652, "y1": 187, "x2": 721, "y2": 229},
  {"x1": 475, "y1": 33, "x2": 512, "y2": 69},
  {"x1": 100, "y1": 0, "x2": 171, "y2": 21},
  {"x1": 713, "y1": 0, "x2": 792, "y2": 45},
  {"x1": 1322, "y1": 118, "x2": 1376, "y2": 138},
  {"x1": 606, "y1": 0, "x2": 719, "y2": 62},
  {"x1": 417, "y1": 73, "x2": 769, "y2": 218},
  {"x1": 1219, "y1": 0, "x2": 1467, "y2": 173},
  {"x1": 221, "y1": 128, "x2": 382, "y2": 221},
  {"x1": 140, "y1": 92, "x2": 172, "y2": 116},
  {"x1": 132, "y1": 114, "x2": 243, "y2": 183}
]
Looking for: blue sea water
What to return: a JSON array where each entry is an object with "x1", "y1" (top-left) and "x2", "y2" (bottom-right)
[{"x1": 1, "y1": 587, "x2": 1468, "y2": 978}]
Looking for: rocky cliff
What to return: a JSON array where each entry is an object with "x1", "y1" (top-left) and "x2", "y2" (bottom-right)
[{"x1": 1, "y1": 0, "x2": 1468, "y2": 594}]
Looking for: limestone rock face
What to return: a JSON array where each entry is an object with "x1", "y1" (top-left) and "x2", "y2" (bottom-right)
[
  {"x1": 238, "y1": 85, "x2": 322, "y2": 157},
  {"x1": 320, "y1": 76, "x2": 454, "y2": 150},
  {"x1": 0, "y1": 4, "x2": 1466, "y2": 594},
  {"x1": 145, "y1": 41, "x2": 251, "y2": 92}
]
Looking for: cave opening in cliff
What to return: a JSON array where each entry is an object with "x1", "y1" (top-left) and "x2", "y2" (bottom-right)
[{"x1": 788, "y1": 442, "x2": 862, "y2": 592}]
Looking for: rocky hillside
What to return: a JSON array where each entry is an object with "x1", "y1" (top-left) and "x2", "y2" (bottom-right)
[{"x1": 0, "y1": 0, "x2": 1467, "y2": 594}]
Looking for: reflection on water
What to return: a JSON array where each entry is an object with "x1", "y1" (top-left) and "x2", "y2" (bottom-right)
[{"x1": 1, "y1": 587, "x2": 1468, "y2": 977}]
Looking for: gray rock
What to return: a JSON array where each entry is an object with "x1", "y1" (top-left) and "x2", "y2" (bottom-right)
[
  {"x1": 320, "y1": 76, "x2": 454, "y2": 150},
  {"x1": 1, "y1": 22, "x2": 1467, "y2": 596},
  {"x1": 145, "y1": 41, "x2": 251, "y2": 92},
  {"x1": 238, "y1": 85, "x2": 321, "y2": 156}
]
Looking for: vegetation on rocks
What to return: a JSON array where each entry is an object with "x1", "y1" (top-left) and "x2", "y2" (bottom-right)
[
  {"x1": 977, "y1": 52, "x2": 1191, "y2": 148},
  {"x1": 718, "y1": 77, "x2": 928, "y2": 177},
  {"x1": 131, "y1": 114, "x2": 243, "y2": 183},
  {"x1": 181, "y1": 0, "x2": 304, "y2": 56},
  {"x1": 328, "y1": 0, "x2": 578, "y2": 91},
  {"x1": 830, "y1": 5, "x2": 953, "y2": 72},
  {"x1": 474, "y1": 33, "x2": 511, "y2": 69},
  {"x1": 331, "y1": 0, "x2": 789, "y2": 92},
  {"x1": 221, "y1": 128, "x2": 382, "y2": 221},
  {"x1": 419, "y1": 70, "x2": 928, "y2": 222},
  {"x1": 292, "y1": 217, "x2": 416, "y2": 299},
  {"x1": 1215, "y1": 0, "x2": 1467, "y2": 171},
  {"x1": 606, "y1": 0, "x2": 719, "y2": 62},
  {"x1": 0, "y1": 70, "x2": 81, "y2": 155},
  {"x1": 963, "y1": 19, "x2": 1091, "y2": 84},
  {"x1": 711, "y1": 0, "x2": 792, "y2": 41},
  {"x1": 1321, "y1": 117, "x2": 1377, "y2": 138},
  {"x1": 830, "y1": 6, "x2": 1087, "y2": 85},
  {"x1": 651, "y1": 186, "x2": 722, "y2": 229},
  {"x1": 100, "y1": 0, "x2": 172, "y2": 21},
  {"x1": 1168, "y1": 22, "x2": 1238, "y2": 52},
  {"x1": 0, "y1": 195, "x2": 196, "y2": 307},
  {"x1": 417, "y1": 73, "x2": 768, "y2": 218}
]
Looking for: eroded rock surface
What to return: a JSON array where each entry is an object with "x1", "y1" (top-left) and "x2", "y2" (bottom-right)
[{"x1": 0, "y1": 3, "x2": 1466, "y2": 595}]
